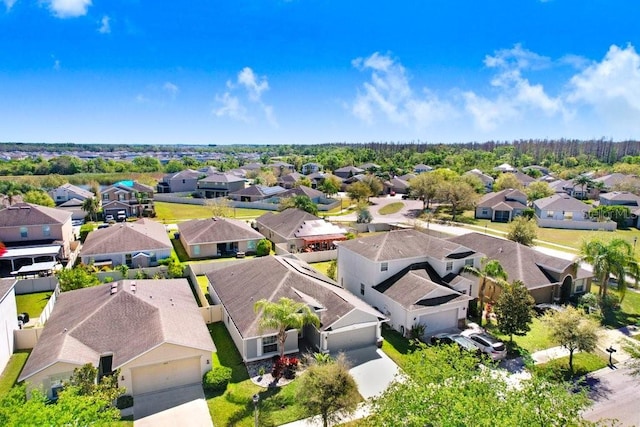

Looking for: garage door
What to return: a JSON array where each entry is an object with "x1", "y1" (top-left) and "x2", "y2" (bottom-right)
[
  {"x1": 131, "y1": 357, "x2": 201, "y2": 395},
  {"x1": 421, "y1": 309, "x2": 458, "y2": 335},
  {"x1": 327, "y1": 325, "x2": 377, "y2": 352}
]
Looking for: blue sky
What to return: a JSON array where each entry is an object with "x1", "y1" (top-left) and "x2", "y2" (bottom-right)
[{"x1": 1, "y1": 1, "x2": 640, "y2": 145}]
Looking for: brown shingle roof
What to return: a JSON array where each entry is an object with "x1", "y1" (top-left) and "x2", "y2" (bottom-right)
[
  {"x1": 19, "y1": 279, "x2": 215, "y2": 381},
  {"x1": 0, "y1": 203, "x2": 72, "y2": 227},
  {"x1": 178, "y1": 217, "x2": 263, "y2": 245},
  {"x1": 80, "y1": 219, "x2": 171, "y2": 256}
]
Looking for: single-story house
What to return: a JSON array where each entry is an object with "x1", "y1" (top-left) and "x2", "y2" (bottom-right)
[
  {"x1": 277, "y1": 185, "x2": 325, "y2": 203},
  {"x1": 206, "y1": 256, "x2": 385, "y2": 361},
  {"x1": 414, "y1": 164, "x2": 433, "y2": 174},
  {"x1": 18, "y1": 279, "x2": 215, "y2": 399},
  {"x1": 0, "y1": 278, "x2": 18, "y2": 374},
  {"x1": 475, "y1": 189, "x2": 528, "y2": 222},
  {"x1": 229, "y1": 185, "x2": 286, "y2": 202},
  {"x1": 178, "y1": 217, "x2": 264, "y2": 258},
  {"x1": 533, "y1": 193, "x2": 615, "y2": 230},
  {"x1": 277, "y1": 172, "x2": 305, "y2": 189},
  {"x1": 447, "y1": 233, "x2": 593, "y2": 303},
  {"x1": 80, "y1": 219, "x2": 172, "y2": 268},
  {"x1": 334, "y1": 166, "x2": 364, "y2": 179}
]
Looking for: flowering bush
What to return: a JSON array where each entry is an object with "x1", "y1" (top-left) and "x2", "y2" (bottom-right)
[{"x1": 272, "y1": 356, "x2": 299, "y2": 379}]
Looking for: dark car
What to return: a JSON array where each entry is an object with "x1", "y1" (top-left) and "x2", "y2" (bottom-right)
[
  {"x1": 430, "y1": 333, "x2": 481, "y2": 354},
  {"x1": 533, "y1": 303, "x2": 565, "y2": 316}
]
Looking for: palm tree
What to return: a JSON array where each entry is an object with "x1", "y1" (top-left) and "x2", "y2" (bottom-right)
[
  {"x1": 82, "y1": 197, "x2": 100, "y2": 222},
  {"x1": 463, "y1": 258, "x2": 508, "y2": 325},
  {"x1": 573, "y1": 175, "x2": 593, "y2": 200},
  {"x1": 254, "y1": 297, "x2": 320, "y2": 358},
  {"x1": 579, "y1": 238, "x2": 640, "y2": 302}
]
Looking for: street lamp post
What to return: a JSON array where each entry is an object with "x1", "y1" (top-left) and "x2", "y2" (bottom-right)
[{"x1": 252, "y1": 393, "x2": 260, "y2": 427}]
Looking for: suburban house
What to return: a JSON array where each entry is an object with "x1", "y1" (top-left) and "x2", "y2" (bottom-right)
[
  {"x1": 206, "y1": 255, "x2": 385, "y2": 362},
  {"x1": 229, "y1": 185, "x2": 286, "y2": 202},
  {"x1": 493, "y1": 163, "x2": 516, "y2": 173},
  {"x1": 80, "y1": 219, "x2": 172, "y2": 268},
  {"x1": 413, "y1": 164, "x2": 433, "y2": 174},
  {"x1": 269, "y1": 161, "x2": 296, "y2": 175},
  {"x1": 157, "y1": 169, "x2": 203, "y2": 193},
  {"x1": 447, "y1": 233, "x2": 593, "y2": 303},
  {"x1": 196, "y1": 172, "x2": 246, "y2": 199},
  {"x1": 256, "y1": 208, "x2": 347, "y2": 253},
  {"x1": 278, "y1": 185, "x2": 325, "y2": 203},
  {"x1": 18, "y1": 279, "x2": 215, "y2": 399},
  {"x1": 598, "y1": 191, "x2": 640, "y2": 228},
  {"x1": 49, "y1": 183, "x2": 94, "y2": 205},
  {"x1": 359, "y1": 163, "x2": 381, "y2": 172},
  {"x1": 277, "y1": 172, "x2": 305, "y2": 189},
  {"x1": 510, "y1": 171, "x2": 536, "y2": 187},
  {"x1": 0, "y1": 203, "x2": 73, "y2": 274},
  {"x1": 301, "y1": 162, "x2": 323, "y2": 175},
  {"x1": 334, "y1": 165, "x2": 364, "y2": 179},
  {"x1": 178, "y1": 217, "x2": 264, "y2": 258},
  {"x1": 56, "y1": 198, "x2": 88, "y2": 222},
  {"x1": 336, "y1": 229, "x2": 484, "y2": 339},
  {"x1": 464, "y1": 169, "x2": 494, "y2": 193},
  {"x1": 533, "y1": 193, "x2": 615, "y2": 230},
  {"x1": 101, "y1": 181, "x2": 155, "y2": 219},
  {"x1": 389, "y1": 176, "x2": 410, "y2": 194},
  {"x1": 475, "y1": 189, "x2": 528, "y2": 222},
  {"x1": 0, "y1": 278, "x2": 18, "y2": 375},
  {"x1": 593, "y1": 172, "x2": 633, "y2": 192}
]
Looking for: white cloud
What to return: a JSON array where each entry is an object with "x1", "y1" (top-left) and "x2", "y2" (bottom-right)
[
  {"x1": 53, "y1": 59, "x2": 60, "y2": 71},
  {"x1": 213, "y1": 67, "x2": 276, "y2": 126},
  {"x1": 98, "y1": 15, "x2": 111, "y2": 34},
  {"x1": 163, "y1": 82, "x2": 179, "y2": 98},
  {"x1": 351, "y1": 52, "x2": 453, "y2": 128},
  {"x1": 2, "y1": 0, "x2": 17, "y2": 11},
  {"x1": 46, "y1": 0, "x2": 91, "y2": 18}
]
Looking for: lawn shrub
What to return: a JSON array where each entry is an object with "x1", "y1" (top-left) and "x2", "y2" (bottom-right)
[
  {"x1": 203, "y1": 366, "x2": 232, "y2": 392},
  {"x1": 116, "y1": 394, "x2": 134, "y2": 409}
]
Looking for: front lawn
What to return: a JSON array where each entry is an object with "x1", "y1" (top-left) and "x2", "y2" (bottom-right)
[
  {"x1": 207, "y1": 323, "x2": 305, "y2": 426},
  {"x1": 15, "y1": 292, "x2": 52, "y2": 320},
  {"x1": 155, "y1": 202, "x2": 269, "y2": 223},
  {"x1": 0, "y1": 350, "x2": 30, "y2": 398},
  {"x1": 378, "y1": 202, "x2": 404, "y2": 215},
  {"x1": 590, "y1": 285, "x2": 640, "y2": 329},
  {"x1": 380, "y1": 326, "x2": 418, "y2": 370},
  {"x1": 533, "y1": 352, "x2": 607, "y2": 381},
  {"x1": 485, "y1": 317, "x2": 555, "y2": 354}
]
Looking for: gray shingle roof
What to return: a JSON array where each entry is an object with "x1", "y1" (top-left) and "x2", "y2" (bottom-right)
[
  {"x1": 256, "y1": 208, "x2": 320, "y2": 239},
  {"x1": 336, "y1": 229, "x2": 476, "y2": 262},
  {"x1": 230, "y1": 185, "x2": 285, "y2": 197},
  {"x1": 198, "y1": 172, "x2": 246, "y2": 183},
  {"x1": 0, "y1": 278, "x2": 16, "y2": 303},
  {"x1": 206, "y1": 256, "x2": 382, "y2": 338},
  {"x1": 534, "y1": 194, "x2": 592, "y2": 211},
  {"x1": 279, "y1": 185, "x2": 324, "y2": 199},
  {"x1": 477, "y1": 189, "x2": 527, "y2": 209},
  {"x1": 19, "y1": 279, "x2": 215, "y2": 382},
  {"x1": 0, "y1": 203, "x2": 72, "y2": 227},
  {"x1": 81, "y1": 219, "x2": 171, "y2": 256},
  {"x1": 58, "y1": 183, "x2": 95, "y2": 200},
  {"x1": 178, "y1": 217, "x2": 263, "y2": 245}
]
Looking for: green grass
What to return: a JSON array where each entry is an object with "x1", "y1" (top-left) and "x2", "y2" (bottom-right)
[
  {"x1": 591, "y1": 284, "x2": 640, "y2": 328},
  {"x1": 170, "y1": 238, "x2": 190, "y2": 263},
  {"x1": 155, "y1": 201, "x2": 269, "y2": 222},
  {"x1": 206, "y1": 323, "x2": 305, "y2": 426},
  {"x1": 309, "y1": 261, "x2": 333, "y2": 277},
  {"x1": 0, "y1": 350, "x2": 30, "y2": 398},
  {"x1": 378, "y1": 202, "x2": 404, "y2": 215},
  {"x1": 533, "y1": 352, "x2": 608, "y2": 381},
  {"x1": 485, "y1": 317, "x2": 555, "y2": 354},
  {"x1": 15, "y1": 292, "x2": 52, "y2": 319},
  {"x1": 380, "y1": 326, "x2": 417, "y2": 370},
  {"x1": 196, "y1": 276, "x2": 212, "y2": 304}
]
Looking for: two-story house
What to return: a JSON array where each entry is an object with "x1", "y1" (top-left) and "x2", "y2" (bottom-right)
[
  {"x1": 101, "y1": 181, "x2": 155, "y2": 219},
  {"x1": 157, "y1": 169, "x2": 203, "y2": 193},
  {"x1": 196, "y1": 172, "x2": 246, "y2": 199},
  {"x1": 48, "y1": 183, "x2": 95, "y2": 205},
  {"x1": 301, "y1": 162, "x2": 323, "y2": 175},
  {"x1": 475, "y1": 189, "x2": 528, "y2": 222},
  {"x1": 336, "y1": 229, "x2": 484, "y2": 339}
]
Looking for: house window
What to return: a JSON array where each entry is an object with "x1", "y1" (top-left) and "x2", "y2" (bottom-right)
[
  {"x1": 102, "y1": 194, "x2": 109, "y2": 201},
  {"x1": 194, "y1": 245, "x2": 200, "y2": 256},
  {"x1": 482, "y1": 208, "x2": 488, "y2": 215},
  {"x1": 42, "y1": 225, "x2": 51, "y2": 237},
  {"x1": 446, "y1": 261, "x2": 453, "y2": 271},
  {"x1": 575, "y1": 284, "x2": 584, "y2": 293},
  {"x1": 381, "y1": 262, "x2": 388, "y2": 272},
  {"x1": 51, "y1": 384, "x2": 64, "y2": 401},
  {"x1": 464, "y1": 259, "x2": 474, "y2": 267},
  {"x1": 360, "y1": 283, "x2": 365, "y2": 295},
  {"x1": 262, "y1": 336, "x2": 277, "y2": 354},
  {"x1": 118, "y1": 194, "x2": 126, "y2": 201},
  {"x1": 20, "y1": 226, "x2": 28, "y2": 238},
  {"x1": 125, "y1": 253, "x2": 132, "y2": 267},
  {"x1": 149, "y1": 252, "x2": 156, "y2": 263},
  {"x1": 547, "y1": 210, "x2": 554, "y2": 218}
]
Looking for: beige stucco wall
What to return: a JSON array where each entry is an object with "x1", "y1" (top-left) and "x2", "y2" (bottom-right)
[{"x1": 24, "y1": 361, "x2": 83, "y2": 399}]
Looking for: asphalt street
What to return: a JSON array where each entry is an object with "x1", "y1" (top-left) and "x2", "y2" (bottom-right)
[{"x1": 582, "y1": 365, "x2": 640, "y2": 426}]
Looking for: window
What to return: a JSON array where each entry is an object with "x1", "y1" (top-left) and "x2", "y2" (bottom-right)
[
  {"x1": 125, "y1": 253, "x2": 132, "y2": 267},
  {"x1": 360, "y1": 283, "x2": 365, "y2": 295},
  {"x1": 42, "y1": 225, "x2": 51, "y2": 237},
  {"x1": 547, "y1": 210, "x2": 554, "y2": 218},
  {"x1": 102, "y1": 193, "x2": 109, "y2": 201},
  {"x1": 464, "y1": 258, "x2": 474, "y2": 267},
  {"x1": 193, "y1": 245, "x2": 200, "y2": 256},
  {"x1": 575, "y1": 284, "x2": 584, "y2": 293},
  {"x1": 262, "y1": 336, "x2": 277, "y2": 354},
  {"x1": 446, "y1": 261, "x2": 453, "y2": 271},
  {"x1": 20, "y1": 226, "x2": 28, "y2": 238},
  {"x1": 381, "y1": 262, "x2": 388, "y2": 272},
  {"x1": 482, "y1": 208, "x2": 489, "y2": 215}
]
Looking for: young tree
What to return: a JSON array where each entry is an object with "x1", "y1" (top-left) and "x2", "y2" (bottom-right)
[
  {"x1": 254, "y1": 297, "x2": 320, "y2": 358},
  {"x1": 361, "y1": 174, "x2": 383, "y2": 197},
  {"x1": 294, "y1": 176, "x2": 313, "y2": 188},
  {"x1": 494, "y1": 280, "x2": 534, "y2": 342},
  {"x1": 507, "y1": 216, "x2": 537, "y2": 246},
  {"x1": 256, "y1": 238, "x2": 272, "y2": 256},
  {"x1": 347, "y1": 181, "x2": 372, "y2": 203},
  {"x1": 356, "y1": 202, "x2": 372, "y2": 224},
  {"x1": 23, "y1": 190, "x2": 55, "y2": 207},
  {"x1": 493, "y1": 173, "x2": 524, "y2": 191},
  {"x1": 408, "y1": 172, "x2": 443, "y2": 210},
  {"x1": 206, "y1": 198, "x2": 233, "y2": 217},
  {"x1": 525, "y1": 181, "x2": 554, "y2": 202},
  {"x1": 437, "y1": 179, "x2": 477, "y2": 221},
  {"x1": 279, "y1": 195, "x2": 318, "y2": 215},
  {"x1": 369, "y1": 344, "x2": 591, "y2": 426},
  {"x1": 57, "y1": 266, "x2": 101, "y2": 292},
  {"x1": 463, "y1": 259, "x2": 508, "y2": 326},
  {"x1": 297, "y1": 354, "x2": 359, "y2": 427},
  {"x1": 318, "y1": 175, "x2": 341, "y2": 197},
  {"x1": 579, "y1": 237, "x2": 640, "y2": 301},
  {"x1": 544, "y1": 306, "x2": 599, "y2": 375}
]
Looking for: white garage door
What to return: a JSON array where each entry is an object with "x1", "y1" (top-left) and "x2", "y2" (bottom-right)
[
  {"x1": 131, "y1": 356, "x2": 201, "y2": 395},
  {"x1": 422, "y1": 309, "x2": 458, "y2": 335},
  {"x1": 327, "y1": 325, "x2": 377, "y2": 352}
]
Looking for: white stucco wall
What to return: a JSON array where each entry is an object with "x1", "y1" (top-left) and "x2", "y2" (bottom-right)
[{"x1": 0, "y1": 287, "x2": 18, "y2": 374}]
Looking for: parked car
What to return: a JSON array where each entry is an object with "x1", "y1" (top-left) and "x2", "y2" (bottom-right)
[
  {"x1": 430, "y1": 333, "x2": 481, "y2": 354},
  {"x1": 465, "y1": 332, "x2": 507, "y2": 361},
  {"x1": 71, "y1": 219, "x2": 84, "y2": 226},
  {"x1": 105, "y1": 214, "x2": 114, "y2": 222},
  {"x1": 533, "y1": 303, "x2": 565, "y2": 316}
]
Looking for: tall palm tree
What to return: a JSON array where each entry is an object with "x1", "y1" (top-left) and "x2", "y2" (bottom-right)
[
  {"x1": 254, "y1": 297, "x2": 320, "y2": 358},
  {"x1": 573, "y1": 175, "x2": 593, "y2": 200},
  {"x1": 579, "y1": 238, "x2": 640, "y2": 302},
  {"x1": 82, "y1": 197, "x2": 100, "y2": 222},
  {"x1": 463, "y1": 258, "x2": 508, "y2": 325}
]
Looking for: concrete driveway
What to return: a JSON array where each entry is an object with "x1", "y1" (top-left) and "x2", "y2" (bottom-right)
[
  {"x1": 134, "y1": 384, "x2": 212, "y2": 427},
  {"x1": 344, "y1": 346, "x2": 402, "y2": 399}
]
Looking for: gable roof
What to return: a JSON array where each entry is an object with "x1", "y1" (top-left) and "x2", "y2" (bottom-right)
[
  {"x1": 464, "y1": 169, "x2": 494, "y2": 185},
  {"x1": 257, "y1": 208, "x2": 320, "y2": 239},
  {"x1": 198, "y1": 172, "x2": 246, "y2": 184},
  {"x1": 164, "y1": 169, "x2": 202, "y2": 181},
  {"x1": 533, "y1": 194, "x2": 592, "y2": 211},
  {"x1": 477, "y1": 189, "x2": 527, "y2": 209},
  {"x1": 278, "y1": 172, "x2": 304, "y2": 183},
  {"x1": 594, "y1": 173, "x2": 632, "y2": 188},
  {"x1": 599, "y1": 191, "x2": 640, "y2": 204},
  {"x1": 279, "y1": 185, "x2": 324, "y2": 199},
  {"x1": 19, "y1": 279, "x2": 215, "y2": 381},
  {"x1": 58, "y1": 198, "x2": 84, "y2": 208},
  {"x1": 206, "y1": 256, "x2": 382, "y2": 338},
  {"x1": 81, "y1": 219, "x2": 171, "y2": 256},
  {"x1": 336, "y1": 229, "x2": 478, "y2": 262},
  {"x1": 178, "y1": 217, "x2": 263, "y2": 244},
  {"x1": 230, "y1": 185, "x2": 286, "y2": 197},
  {"x1": 55, "y1": 183, "x2": 94, "y2": 199},
  {"x1": 334, "y1": 165, "x2": 364, "y2": 174},
  {"x1": 446, "y1": 233, "x2": 591, "y2": 290},
  {"x1": 0, "y1": 203, "x2": 72, "y2": 227},
  {"x1": 0, "y1": 278, "x2": 17, "y2": 303}
]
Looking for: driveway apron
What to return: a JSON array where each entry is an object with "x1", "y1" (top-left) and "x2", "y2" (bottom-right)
[{"x1": 134, "y1": 384, "x2": 212, "y2": 427}]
